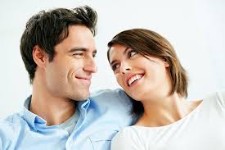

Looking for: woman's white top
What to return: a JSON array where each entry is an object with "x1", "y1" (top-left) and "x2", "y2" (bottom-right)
[{"x1": 111, "y1": 90, "x2": 225, "y2": 150}]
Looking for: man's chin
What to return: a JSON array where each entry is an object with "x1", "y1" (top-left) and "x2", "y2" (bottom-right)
[{"x1": 73, "y1": 92, "x2": 90, "y2": 101}]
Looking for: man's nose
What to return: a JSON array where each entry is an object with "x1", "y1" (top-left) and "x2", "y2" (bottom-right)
[{"x1": 84, "y1": 56, "x2": 97, "y2": 73}]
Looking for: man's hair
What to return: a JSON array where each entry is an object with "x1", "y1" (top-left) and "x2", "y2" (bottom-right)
[
  {"x1": 107, "y1": 28, "x2": 188, "y2": 118},
  {"x1": 20, "y1": 5, "x2": 97, "y2": 83}
]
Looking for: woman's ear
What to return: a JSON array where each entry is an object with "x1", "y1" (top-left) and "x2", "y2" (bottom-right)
[
  {"x1": 163, "y1": 58, "x2": 170, "y2": 67},
  {"x1": 32, "y1": 45, "x2": 48, "y2": 68}
]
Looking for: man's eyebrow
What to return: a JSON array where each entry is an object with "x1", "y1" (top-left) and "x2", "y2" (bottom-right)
[
  {"x1": 68, "y1": 48, "x2": 97, "y2": 54},
  {"x1": 68, "y1": 48, "x2": 87, "y2": 52}
]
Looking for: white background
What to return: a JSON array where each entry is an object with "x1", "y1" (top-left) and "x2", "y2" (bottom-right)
[{"x1": 0, "y1": 0, "x2": 224, "y2": 118}]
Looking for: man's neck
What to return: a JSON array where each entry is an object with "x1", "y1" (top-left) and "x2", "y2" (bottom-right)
[
  {"x1": 30, "y1": 95, "x2": 76, "y2": 126},
  {"x1": 30, "y1": 72, "x2": 77, "y2": 126}
]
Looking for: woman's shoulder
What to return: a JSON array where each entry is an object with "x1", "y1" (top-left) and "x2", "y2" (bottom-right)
[
  {"x1": 203, "y1": 89, "x2": 225, "y2": 107},
  {"x1": 216, "y1": 89, "x2": 225, "y2": 99},
  {"x1": 214, "y1": 89, "x2": 225, "y2": 106}
]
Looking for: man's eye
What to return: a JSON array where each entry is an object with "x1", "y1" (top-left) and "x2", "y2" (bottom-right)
[
  {"x1": 73, "y1": 53, "x2": 84, "y2": 57},
  {"x1": 73, "y1": 53, "x2": 83, "y2": 56},
  {"x1": 93, "y1": 52, "x2": 97, "y2": 58}
]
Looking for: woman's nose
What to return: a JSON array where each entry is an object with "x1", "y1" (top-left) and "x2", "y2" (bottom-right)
[{"x1": 121, "y1": 62, "x2": 131, "y2": 74}]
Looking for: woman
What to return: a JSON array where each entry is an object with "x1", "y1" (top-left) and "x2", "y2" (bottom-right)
[{"x1": 107, "y1": 28, "x2": 225, "y2": 150}]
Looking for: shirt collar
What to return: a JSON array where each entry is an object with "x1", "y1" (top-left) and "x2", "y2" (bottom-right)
[
  {"x1": 22, "y1": 96, "x2": 46, "y2": 131},
  {"x1": 77, "y1": 98, "x2": 91, "y2": 118},
  {"x1": 22, "y1": 96, "x2": 92, "y2": 131}
]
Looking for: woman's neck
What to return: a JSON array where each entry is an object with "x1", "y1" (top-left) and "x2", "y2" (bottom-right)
[{"x1": 136, "y1": 93, "x2": 201, "y2": 127}]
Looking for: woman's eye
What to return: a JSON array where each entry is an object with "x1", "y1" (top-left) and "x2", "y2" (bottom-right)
[
  {"x1": 128, "y1": 50, "x2": 137, "y2": 58},
  {"x1": 111, "y1": 63, "x2": 120, "y2": 72}
]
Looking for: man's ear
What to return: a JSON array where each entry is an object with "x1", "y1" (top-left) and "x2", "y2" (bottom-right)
[{"x1": 32, "y1": 45, "x2": 48, "y2": 68}]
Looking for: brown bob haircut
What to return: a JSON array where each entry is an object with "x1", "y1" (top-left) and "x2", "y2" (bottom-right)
[{"x1": 107, "y1": 28, "x2": 188, "y2": 118}]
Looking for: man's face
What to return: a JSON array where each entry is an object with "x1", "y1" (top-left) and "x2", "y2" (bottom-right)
[{"x1": 45, "y1": 25, "x2": 97, "y2": 101}]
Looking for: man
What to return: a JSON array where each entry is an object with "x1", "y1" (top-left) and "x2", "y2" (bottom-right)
[{"x1": 0, "y1": 6, "x2": 132, "y2": 149}]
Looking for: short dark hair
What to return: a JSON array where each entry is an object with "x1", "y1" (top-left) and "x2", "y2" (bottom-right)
[
  {"x1": 107, "y1": 28, "x2": 188, "y2": 118},
  {"x1": 20, "y1": 5, "x2": 97, "y2": 83}
]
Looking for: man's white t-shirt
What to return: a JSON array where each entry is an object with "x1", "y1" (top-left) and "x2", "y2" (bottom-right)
[{"x1": 112, "y1": 90, "x2": 225, "y2": 150}]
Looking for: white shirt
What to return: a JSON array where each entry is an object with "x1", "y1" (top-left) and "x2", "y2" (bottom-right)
[{"x1": 111, "y1": 90, "x2": 225, "y2": 150}]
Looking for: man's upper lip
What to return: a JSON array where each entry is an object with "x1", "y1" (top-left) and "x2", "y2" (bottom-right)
[{"x1": 75, "y1": 76, "x2": 92, "y2": 80}]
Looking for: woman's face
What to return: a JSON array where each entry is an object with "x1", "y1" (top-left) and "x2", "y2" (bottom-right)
[{"x1": 108, "y1": 44, "x2": 171, "y2": 101}]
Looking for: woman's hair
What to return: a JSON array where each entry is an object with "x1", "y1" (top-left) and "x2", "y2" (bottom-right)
[{"x1": 107, "y1": 28, "x2": 188, "y2": 118}]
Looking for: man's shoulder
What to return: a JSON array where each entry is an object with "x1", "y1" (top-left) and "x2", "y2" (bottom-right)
[
  {"x1": 90, "y1": 88, "x2": 125, "y2": 97},
  {"x1": 0, "y1": 113, "x2": 24, "y2": 141},
  {"x1": 90, "y1": 88, "x2": 131, "y2": 105},
  {"x1": 88, "y1": 89, "x2": 133, "y2": 126},
  {"x1": 1, "y1": 112, "x2": 22, "y2": 125},
  {"x1": 0, "y1": 112, "x2": 26, "y2": 131}
]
